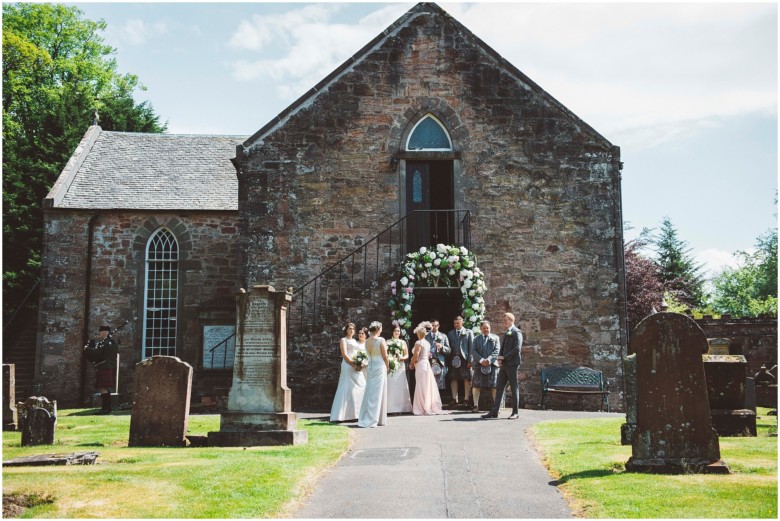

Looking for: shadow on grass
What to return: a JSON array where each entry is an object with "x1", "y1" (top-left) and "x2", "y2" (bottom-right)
[
  {"x1": 555, "y1": 468, "x2": 618, "y2": 484},
  {"x1": 66, "y1": 409, "x2": 131, "y2": 417}
]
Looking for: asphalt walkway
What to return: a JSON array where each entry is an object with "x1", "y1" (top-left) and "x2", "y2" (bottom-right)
[{"x1": 291, "y1": 408, "x2": 619, "y2": 519}]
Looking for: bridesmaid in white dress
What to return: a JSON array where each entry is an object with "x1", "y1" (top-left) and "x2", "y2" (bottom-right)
[
  {"x1": 410, "y1": 321, "x2": 450, "y2": 416},
  {"x1": 329, "y1": 323, "x2": 366, "y2": 422},
  {"x1": 386, "y1": 325, "x2": 413, "y2": 414},
  {"x1": 358, "y1": 321, "x2": 389, "y2": 428}
]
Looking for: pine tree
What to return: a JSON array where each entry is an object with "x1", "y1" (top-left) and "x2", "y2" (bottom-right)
[{"x1": 650, "y1": 217, "x2": 706, "y2": 308}]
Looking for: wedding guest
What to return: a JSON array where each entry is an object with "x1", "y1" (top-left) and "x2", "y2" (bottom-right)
[
  {"x1": 329, "y1": 323, "x2": 366, "y2": 422},
  {"x1": 425, "y1": 319, "x2": 450, "y2": 390},
  {"x1": 386, "y1": 325, "x2": 413, "y2": 414},
  {"x1": 446, "y1": 315, "x2": 473, "y2": 408},
  {"x1": 410, "y1": 321, "x2": 450, "y2": 415},
  {"x1": 357, "y1": 321, "x2": 389, "y2": 428},
  {"x1": 483, "y1": 312, "x2": 523, "y2": 419},
  {"x1": 470, "y1": 320, "x2": 499, "y2": 413}
]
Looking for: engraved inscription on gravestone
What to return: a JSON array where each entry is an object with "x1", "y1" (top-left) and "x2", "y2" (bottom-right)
[{"x1": 203, "y1": 325, "x2": 236, "y2": 369}]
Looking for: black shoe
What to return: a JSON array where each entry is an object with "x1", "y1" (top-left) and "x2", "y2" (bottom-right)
[
  {"x1": 508, "y1": 413, "x2": 519, "y2": 420},
  {"x1": 481, "y1": 412, "x2": 498, "y2": 419}
]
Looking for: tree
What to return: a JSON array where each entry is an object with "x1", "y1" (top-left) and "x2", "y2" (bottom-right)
[
  {"x1": 624, "y1": 239, "x2": 665, "y2": 333},
  {"x1": 2, "y1": 3, "x2": 167, "y2": 326},
  {"x1": 647, "y1": 217, "x2": 707, "y2": 309},
  {"x1": 710, "y1": 228, "x2": 778, "y2": 317}
]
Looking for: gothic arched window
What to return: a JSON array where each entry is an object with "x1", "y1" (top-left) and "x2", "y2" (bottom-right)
[
  {"x1": 406, "y1": 114, "x2": 452, "y2": 151},
  {"x1": 143, "y1": 227, "x2": 179, "y2": 358}
]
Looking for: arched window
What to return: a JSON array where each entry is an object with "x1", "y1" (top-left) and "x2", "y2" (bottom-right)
[
  {"x1": 143, "y1": 227, "x2": 178, "y2": 358},
  {"x1": 406, "y1": 114, "x2": 452, "y2": 151}
]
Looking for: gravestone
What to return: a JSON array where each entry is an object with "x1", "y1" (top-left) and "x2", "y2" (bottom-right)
[
  {"x1": 3, "y1": 364, "x2": 18, "y2": 431},
  {"x1": 703, "y1": 354, "x2": 756, "y2": 436},
  {"x1": 17, "y1": 397, "x2": 57, "y2": 446},
  {"x1": 208, "y1": 286, "x2": 307, "y2": 446},
  {"x1": 745, "y1": 377, "x2": 756, "y2": 412},
  {"x1": 129, "y1": 356, "x2": 193, "y2": 447},
  {"x1": 625, "y1": 313, "x2": 729, "y2": 474},
  {"x1": 754, "y1": 365, "x2": 777, "y2": 408},
  {"x1": 707, "y1": 337, "x2": 731, "y2": 355}
]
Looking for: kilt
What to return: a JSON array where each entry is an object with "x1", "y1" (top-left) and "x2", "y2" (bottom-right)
[
  {"x1": 95, "y1": 368, "x2": 115, "y2": 390},
  {"x1": 471, "y1": 364, "x2": 497, "y2": 388},
  {"x1": 448, "y1": 354, "x2": 472, "y2": 381}
]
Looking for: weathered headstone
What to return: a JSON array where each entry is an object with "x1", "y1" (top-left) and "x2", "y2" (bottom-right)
[
  {"x1": 3, "y1": 452, "x2": 99, "y2": 467},
  {"x1": 703, "y1": 354, "x2": 756, "y2": 436},
  {"x1": 625, "y1": 313, "x2": 729, "y2": 474},
  {"x1": 208, "y1": 285, "x2": 307, "y2": 446},
  {"x1": 3, "y1": 364, "x2": 18, "y2": 431},
  {"x1": 707, "y1": 337, "x2": 731, "y2": 355},
  {"x1": 745, "y1": 377, "x2": 756, "y2": 412},
  {"x1": 754, "y1": 365, "x2": 777, "y2": 408},
  {"x1": 17, "y1": 397, "x2": 57, "y2": 446},
  {"x1": 129, "y1": 356, "x2": 193, "y2": 447}
]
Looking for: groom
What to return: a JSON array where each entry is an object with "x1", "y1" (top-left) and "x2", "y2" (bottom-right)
[{"x1": 483, "y1": 312, "x2": 523, "y2": 419}]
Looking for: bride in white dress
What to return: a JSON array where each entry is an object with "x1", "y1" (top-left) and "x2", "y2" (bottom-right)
[
  {"x1": 358, "y1": 321, "x2": 389, "y2": 428},
  {"x1": 386, "y1": 325, "x2": 413, "y2": 414},
  {"x1": 329, "y1": 323, "x2": 366, "y2": 422}
]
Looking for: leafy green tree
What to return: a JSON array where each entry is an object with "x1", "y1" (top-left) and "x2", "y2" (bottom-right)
[
  {"x1": 3, "y1": 3, "x2": 166, "y2": 326},
  {"x1": 710, "y1": 229, "x2": 778, "y2": 317},
  {"x1": 646, "y1": 217, "x2": 707, "y2": 309}
]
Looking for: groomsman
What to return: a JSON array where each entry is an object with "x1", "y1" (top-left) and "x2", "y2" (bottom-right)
[
  {"x1": 483, "y1": 312, "x2": 523, "y2": 419},
  {"x1": 446, "y1": 316, "x2": 473, "y2": 407},
  {"x1": 425, "y1": 320, "x2": 450, "y2": 390},
  {"x1": 470, "y1": 320, "x2": 500, "y2": 413}
]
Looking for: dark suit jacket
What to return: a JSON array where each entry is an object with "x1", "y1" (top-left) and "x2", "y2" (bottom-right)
[
  {"x1": 499, "y1": 325, "x2": 522, "y2": 367},
  {"x1": 447, "y1": 328, "x2": 473, "y2": 366}
]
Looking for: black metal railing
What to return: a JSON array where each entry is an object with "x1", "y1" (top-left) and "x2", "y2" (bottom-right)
[
  {"x1": 290, "y1": 210, "x2": 471, "y2": 331},
  {"x1": 206, "y1": 332, "x2": 236, "y2": 370}
]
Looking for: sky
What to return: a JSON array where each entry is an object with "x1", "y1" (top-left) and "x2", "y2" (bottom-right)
[{"x1": 67, "y1": 0, "x2": 778, "y2": 279}]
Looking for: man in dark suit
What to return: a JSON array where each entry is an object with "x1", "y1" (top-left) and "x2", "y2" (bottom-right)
[{"x1": 483, "y1": 312, "x2": 523, "y2": 419}]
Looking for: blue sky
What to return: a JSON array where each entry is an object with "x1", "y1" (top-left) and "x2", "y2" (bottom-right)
[{"x1": 70, "y1": 1, "x2": 778, "y2": 278}]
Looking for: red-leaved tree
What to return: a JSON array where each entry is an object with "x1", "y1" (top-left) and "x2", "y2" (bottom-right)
[{"x1": 625, "y1": 239, "x2": 665, "y2": 335}]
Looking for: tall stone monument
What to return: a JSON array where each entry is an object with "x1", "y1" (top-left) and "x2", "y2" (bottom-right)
[
  {"x1": 625, "y1": 312, "x2": 729, "y2": 474},
  {"x1": 208, "y1": 286, "x2": 307, "y2": 446}
]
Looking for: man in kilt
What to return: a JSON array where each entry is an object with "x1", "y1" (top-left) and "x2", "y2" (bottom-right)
[
  {"x1": 446, "y1": 316, "x2": 474, "y2": 408},
  {"x1": 84, "y1": 325, "x2": 118, "y2": 414},
  {"x1": 470, "y1": 320, "x2": 500, "y2": 412}
]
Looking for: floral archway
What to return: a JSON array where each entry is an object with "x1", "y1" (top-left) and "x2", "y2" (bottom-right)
[{"x1": 388, "y1": 244, "x2": 487, "y2": 339}]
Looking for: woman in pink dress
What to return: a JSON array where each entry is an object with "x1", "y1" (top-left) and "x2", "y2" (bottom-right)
[{"x1": 410, "y1": 321, "x2": 450, "y2": 416}]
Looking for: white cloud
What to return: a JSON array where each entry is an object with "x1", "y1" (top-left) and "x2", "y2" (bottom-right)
[
  {"x1": 696, "y1": 247, "x2": 758, "y2": 278},
  {"x1": 110, "y1": 19, "x2": 168, "y2": 46}
]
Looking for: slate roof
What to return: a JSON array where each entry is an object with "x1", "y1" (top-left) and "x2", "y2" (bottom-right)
[{"x1": 46, "y1": 126, "x2": 245, "y2": 210}]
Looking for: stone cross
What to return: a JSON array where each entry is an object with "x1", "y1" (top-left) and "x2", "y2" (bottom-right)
[
  {"x1": 129, "y1": 356, "x2": 193, "y2": 447},
  {"x1": 208, "y1": 285, "x2": 307, "y2": 446},
  {"x1": 625, "y1": 312, "x2": 729, "y2": 474},
  {"x1": 3, "y1": 364, "x2": 18, "y2": 431},
  {"x1": 17, "y1": 396, "x2": 57, "y2": 446}
]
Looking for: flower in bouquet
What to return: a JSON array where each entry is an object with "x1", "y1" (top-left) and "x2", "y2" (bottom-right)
[
  {"x1": 351, "y1": 350, "x2": 368, "y2": 371},
  {"x1": 388, "y1": 358, "x2": 399, "y2": 374}
]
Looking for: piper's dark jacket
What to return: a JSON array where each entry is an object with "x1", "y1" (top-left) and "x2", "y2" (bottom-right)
[{"x1": 85, "y1": 336, "x2": 119, "y2": 369}]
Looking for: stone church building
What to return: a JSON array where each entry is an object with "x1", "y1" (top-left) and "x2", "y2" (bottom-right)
[{"x1": 35, "y1": 3, "x2": 627, "y2": 411}]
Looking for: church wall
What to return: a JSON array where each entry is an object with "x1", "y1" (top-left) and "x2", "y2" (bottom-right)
[
  {"x1": 37, "y1": 209, "x2": 240, "y2": 406},
  {"x1": 236, "y1": 13, "x2": 627, "y2": 410}
]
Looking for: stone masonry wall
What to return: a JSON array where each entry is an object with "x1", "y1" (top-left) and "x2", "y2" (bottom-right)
[
  {"x1": 37, "y1": 210, "x2": 240, "y2": 406},
  {"x1": 236, "y1": 10, "x2": 627, "y2": 410},
  {"x1": 696, "y1": 315, "x2": 777, "y2": 376}
]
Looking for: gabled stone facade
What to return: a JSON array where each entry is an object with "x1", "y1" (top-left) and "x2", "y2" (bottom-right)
[{"x1": 35, "y1": 2, "x2": 627, "y2": 410}]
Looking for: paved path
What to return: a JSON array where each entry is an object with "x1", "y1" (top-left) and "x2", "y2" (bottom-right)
[{"x1": 292, "y1": 409, "x2": 619, "y2": 519}]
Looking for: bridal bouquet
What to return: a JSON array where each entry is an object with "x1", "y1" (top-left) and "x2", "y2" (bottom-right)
[
  {"x1": 351, "y1": 351, "x2": 368, "y2": 371},
  {"x1": 388, "y1": 358, "x2": 399, "y2": 374},
  {"x1": 386, "y1": 339, "x2": 404, "y2": 359}
]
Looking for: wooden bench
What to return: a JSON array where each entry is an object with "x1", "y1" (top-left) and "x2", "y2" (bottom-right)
[{"x1": 541, "y1": 365, "x2": 610, "y2": 412}]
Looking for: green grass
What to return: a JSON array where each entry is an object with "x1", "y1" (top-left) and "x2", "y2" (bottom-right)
[
  {"x1": 530, "y1": 408, "x2": 778, "y2": 518},
  {"x1": 2, "y1": 410, "x2": 350, "y2": 518}
]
